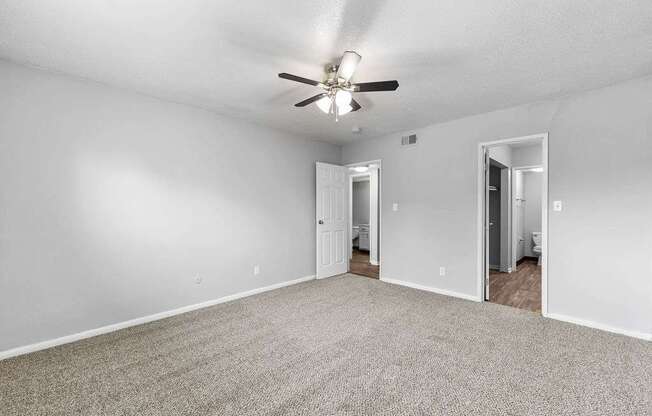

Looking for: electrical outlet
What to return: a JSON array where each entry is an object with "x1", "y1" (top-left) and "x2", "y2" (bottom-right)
[
  {"x1": 253, "y1": 265, "x2": 260, "y2": 276},
  {"x1": 194, "y1": 275, "x2": 202, "y2": 284},
  {"x1": 439, "y1": 267, "x2": 446, "y2": 277},
  {"x1": 392, "y1": 202, "x2": 399, "y2": 211},
  {"x1": 553, "y1": 200, "x2": 563, "y2": 211}
]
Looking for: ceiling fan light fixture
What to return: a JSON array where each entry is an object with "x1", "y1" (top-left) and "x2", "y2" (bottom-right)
[
  {"x1": 337, "y1": 51, "x2": 361, "y2": 81},
  {"x1": 278, "y1": 50, "x2": 399, "y2": 120},
  {"x1": 335, "y1": 90, "x2": 352, "y2": 108},
  {"x1": 338, "y1": 103, "x2": 353, "y2": 116},
  {"x1": 316, "y1": 96, "x2": 332, "y2": 114}
]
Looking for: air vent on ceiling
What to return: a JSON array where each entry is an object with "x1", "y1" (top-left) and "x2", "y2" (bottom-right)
[{"x1": 401, "y1": 134, "x2": 417, "y2": 146}]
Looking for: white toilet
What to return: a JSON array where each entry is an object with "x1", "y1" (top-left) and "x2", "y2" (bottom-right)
[{"x1": 532, "y1": 232, "x2": 542, "y2": 265}]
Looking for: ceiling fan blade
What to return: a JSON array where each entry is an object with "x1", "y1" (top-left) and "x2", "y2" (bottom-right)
[
  {"x1": 278, "y1": 73, "x2": 321, "y2": 86},
  {"x1": 336, "y1": 51, "x2": 361, "y2": 82},
  {"x1": 350, "y1": 99, "x2": 362, "y2": 112},
  {"x1": 353, "y1": 80, "x2": 399, "y2": 92},
  {"x1": 294, "y1": 93, "x2": 328, "y2": 107}
]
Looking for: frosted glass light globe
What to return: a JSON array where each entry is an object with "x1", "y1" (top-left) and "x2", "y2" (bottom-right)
[
  {"x1": 335, "y1": 90, "x2": 352, "y2": 108},
  {"x1": 316, "y1": 96, "x2": 332, "y2": 113}
]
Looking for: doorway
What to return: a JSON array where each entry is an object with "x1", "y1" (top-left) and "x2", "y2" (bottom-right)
[
  {"x1": 347, "y1": 161, "x2": 380, "y2": 279},
  {"x1": 315, "y1": 160, "x2": 382, "y2": 280},
  {"x1": 477, "y1": 134, "x2": 548, "y2": 314}
]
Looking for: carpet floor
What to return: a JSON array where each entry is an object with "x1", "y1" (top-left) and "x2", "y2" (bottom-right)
[{"x1": 1, "y1": 274, "x2": 650, "y2": 415}]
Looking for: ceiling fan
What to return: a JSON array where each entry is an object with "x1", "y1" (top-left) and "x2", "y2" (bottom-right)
[{"x1": 278, "y1": 51, "x2": 399, "y2": 121}]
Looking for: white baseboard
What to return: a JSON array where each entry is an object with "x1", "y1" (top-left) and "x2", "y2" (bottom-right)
[
  {"x1": 545, "y1": 312, "x2": 651, "y2": 342},
  {"x1": 381, "y1": 278, "x2": 650, "y2": 341},
  {"x1": 381, "y1": 277, "x2": 481, "y2": 302},
  {"x1": 0, "y1": 274, "x2": 316, "y2": 361}
]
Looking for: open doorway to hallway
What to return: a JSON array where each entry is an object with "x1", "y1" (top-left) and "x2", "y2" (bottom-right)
[
  {"x1": 348, "y1": 161, "x2": 380, "y2": 279},
  {"x1": 480, "y1": 135, "x2": 547, "y2": 314}
]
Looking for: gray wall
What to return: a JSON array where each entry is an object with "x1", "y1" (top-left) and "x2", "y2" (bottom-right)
[
  {"x1": 342, "y1": 75, "x2": 652, "y2": 337},
  {"x1": 352, "y1": 180, "x2": 370, "y2": 225},
  {"x1": 512, "y1": 145, "x2": 542, "y2": 166},
  {"x1": 489, "y1": 145, "x2": 512, "y2": 167},
  {"x1": 0, "y1": 61, "x2": 340, "y2": 351}
]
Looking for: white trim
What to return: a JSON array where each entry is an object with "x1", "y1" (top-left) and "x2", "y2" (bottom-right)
[
  {"x1": 477, "y1": 133, "x2": 549, "y2": 315},
  {"x1": 381, "y1": 277, "x2": 481, "y2": 302},
  {"x1": 348, "y1": 176, "x2": 353, "y2": 260},
  {"x1": 0, "y1": 274, "x2": 316, "y2": 361},
  {"x1": 345, "y1": 159, "x2": 382, "y2": 278},
  {"x1": 512, "y1": 164, "x2": 543, "y2": 171},
  {"x1": 546, "y1": 313, "x2": 652, "y2": 342},
  {"x1": 368, "y1": 166, "x2": 379, "y2": 265},
  {"x1": 541, "y1": 135, "x2": 549, "y2": 315}
]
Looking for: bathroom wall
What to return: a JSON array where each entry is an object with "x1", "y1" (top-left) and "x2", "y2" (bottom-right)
[
  {"x1": 523, "y1": 171, "x2": 543, "y2": 257},
  {"x1": 513, "y1": 170, "x2": 525, "y2": 261},
  {"x1": 352, "y1": 179, "x2": 370, "y2": 225},
  {"x1": 0, "y1": 60, "x2": 341, "y2": 352}
]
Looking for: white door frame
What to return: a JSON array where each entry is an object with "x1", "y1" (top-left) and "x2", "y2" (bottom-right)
[
  {"x1": 346, "y1": 159, "x2": 382, "y2": 276},
  {"x1": 349, "y1": 172, "x2": 370, "y2": 256},
  {"x1": 476, "y1": 133, "x2": 549, "y2": 315}
]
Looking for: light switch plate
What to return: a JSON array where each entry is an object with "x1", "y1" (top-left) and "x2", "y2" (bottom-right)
[
  {"x1": 553, "y1": 200, "x2": 563, "y2": 211},
  {"x1": 439, "y1": 267, "x2": 446, "y2": 276},
  {"x1": 392, "y1": 203, "x2": 399, "y2": 211}
]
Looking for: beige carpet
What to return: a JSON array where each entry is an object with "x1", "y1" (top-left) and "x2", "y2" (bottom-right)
[{"x1": 1, "y1": 274, "x2": 650, "y2": 415}]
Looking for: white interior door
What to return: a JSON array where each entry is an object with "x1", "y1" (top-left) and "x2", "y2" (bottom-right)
[{"x1": 316, "y1": 162, "x2": 348, "y2": 279}]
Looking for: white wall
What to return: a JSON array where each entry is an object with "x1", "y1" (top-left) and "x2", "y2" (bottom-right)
[
  {"x1": 0, "y1": 61, "x2": 340, "y2": 352},
  {"x1": 513, "y1": 170, "x2": 525, "y2": 261},
  {"x1": 522, "y1": 171, "x2": 542, "y2": 257},
  {"x1": 342, "y1": 76, "x2": 652, "y2": 337}
]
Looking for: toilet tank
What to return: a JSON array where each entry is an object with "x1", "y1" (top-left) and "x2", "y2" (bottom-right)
[{"x1": 532, "y1": 232, "x2": 542, "y2": 245}]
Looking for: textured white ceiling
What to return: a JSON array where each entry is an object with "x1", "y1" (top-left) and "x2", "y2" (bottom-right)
[{"x1": 1, "y1": 1, "x2": 652, "y2": 144}]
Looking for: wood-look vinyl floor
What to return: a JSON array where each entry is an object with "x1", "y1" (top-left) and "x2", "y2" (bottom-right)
[
  {"x1": 349, "y1": 249, "x2": 379, "y2": 279},
  {"x1": 489, "y1": 259, "x2": 541, "y2": 313}
]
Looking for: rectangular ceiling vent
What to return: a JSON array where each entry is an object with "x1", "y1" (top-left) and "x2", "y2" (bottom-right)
[{"x1": 401, "y1": 134, "x2": 418, "y2": 147}]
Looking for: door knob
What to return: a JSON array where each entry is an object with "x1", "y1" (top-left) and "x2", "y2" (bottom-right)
[{"x1": 318, "y1": 220, "x2": 324, "y2": 224}]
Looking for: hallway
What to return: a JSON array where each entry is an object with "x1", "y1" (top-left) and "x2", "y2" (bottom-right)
[
  {"x1": 489, "y1": 259, "x2": 541, "y2": 313},
  {"x1": 349, "y1": 249, "x2": 379, "y2": 279}
]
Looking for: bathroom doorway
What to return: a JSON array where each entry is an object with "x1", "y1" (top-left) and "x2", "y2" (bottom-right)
[
  {"x1": 347, "y1": 160, "x2": 381, "y2": 279},
  {"x1": 478, "y1": 134, "x2": 548, "y2": 314}
]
